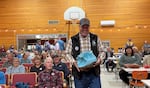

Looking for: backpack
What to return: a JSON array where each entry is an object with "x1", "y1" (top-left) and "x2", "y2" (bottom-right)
[{"x1": 15, "y1": 82, "x2": 29, "y2": 88}]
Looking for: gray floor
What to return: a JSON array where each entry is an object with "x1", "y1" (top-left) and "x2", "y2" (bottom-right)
[
  {"x1": 70, "y1": 65, "x2": 127, "y2": 88},
  {"x1": 101, "y1": 67, "x2": 123, "y2": 88},
  {"x1": 70, "y1": 65, "x2": 149, "y2": 88}
]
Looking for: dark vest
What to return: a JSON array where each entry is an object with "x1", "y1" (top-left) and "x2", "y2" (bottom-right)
[{"x1": 71, "y1": 33, "x2": 100, "y2": 79}]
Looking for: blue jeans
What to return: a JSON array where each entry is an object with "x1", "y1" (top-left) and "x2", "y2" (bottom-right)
[{"x1": 74, "y1": 72, "x2": 101, "y2": 88}]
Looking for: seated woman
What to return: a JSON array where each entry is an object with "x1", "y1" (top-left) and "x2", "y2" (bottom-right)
[
  {"x1": 119, "y1": 46, "x2": 141, "y2": 85},
  {"x1": 143, "y1": 55, "x2": 150, "y2": 79},
  {"x1": 30, "y1": 56, "x2": 45, "y2": 75},
  {"x1": 5, "y1": 58, "x2": 25, "y2": 74},
  {"x1": 38, "y1": 57, "x2": 63, "y2": 88},
  {"x1": 0, "y1": 71, "x2": 6, "y2": 84}
]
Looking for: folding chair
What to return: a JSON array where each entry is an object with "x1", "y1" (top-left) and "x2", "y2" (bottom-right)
[
  {"x1": 1, "y1": 74, "x2": 10, "y2": 88},
  {"x1": 0, "y1": 64, "x2": 3, "y2": 68},
  {"x1": 129, "y1": 71, "x2": 148, "y2": 88},
  {"x1": 64, "y1": 62, "x2": 73, "y2": 88},
  {"x1": 5, "y1": 74, "x2": 10, "y2": 86},
  {"x1": 0, "y1": 61, "x2": 4, "y2": 64},
  {"x1": 22, "y1": 63, "x2": 34, "y2": 72},
  {"x1": 0, "y1": 61, "x2": 4, "y2": 68},
  {"x1": 11, "y1": 72, "x2": 37, "y2": 87},
  {"x1": 0, "y1": 68, "x2": 7, "y2": 73},
  {"x1": 59, "y1": 71, "x2": 67, "y2": 88}
]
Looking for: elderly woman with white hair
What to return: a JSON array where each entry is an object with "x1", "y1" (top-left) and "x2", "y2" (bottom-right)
[
  {"x1": 6, "y1": 58, "x2": 25, "y2": 74},
  {"x1": 38, "y1": 57, "x2": 63, "y2": 88}
]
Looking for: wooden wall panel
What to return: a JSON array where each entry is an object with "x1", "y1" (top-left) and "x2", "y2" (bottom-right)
[{"x1": 0, "y1": 0, "x2": 150, "y2": 52}]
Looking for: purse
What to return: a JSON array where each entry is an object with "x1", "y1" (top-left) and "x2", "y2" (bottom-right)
[{"x1": 77, "y1": 51, "x2": 97, "y2": 68}]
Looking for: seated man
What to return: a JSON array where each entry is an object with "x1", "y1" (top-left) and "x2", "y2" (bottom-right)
[
  {"x1": 105, "y1": 59, "x2": 116, "y2": 72},
  {"x1": 38, "y1": 57, "x2": 63, "y2": 88},
  {"x1": 105, "y1": 48, "x2": 116, "y2": 72},
  {"x1": 2, "y1": 53, "x2": 14, "y2": 68},
  {"x1": 52, "y1": 54, "x2": 70, "y2": 84},
  {"x1": 20, "y1": 52, "x2": 31, "y2": 64},
  {"x1": 143, "y1": 55, "x2": 150, "y2": 79},
  {"x1": 143, "y1": 55, "x2": 150, "y2": 66}
]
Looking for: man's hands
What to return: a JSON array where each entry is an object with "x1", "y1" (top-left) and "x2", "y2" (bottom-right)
[
  {"x1": 93, "y1": 58, "x2": 101, "y2": 67},
  {"x1": 73, "y1": 62, "x2": 80, "y2": 72},
  {"x1": 73, "y1": 62, "x2": 91, "y2": 72},
  {"x1": 73, "y1": 58, "x2": 101, "y2": 72}
]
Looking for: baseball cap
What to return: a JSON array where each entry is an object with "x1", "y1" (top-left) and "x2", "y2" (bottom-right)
[
  {"x1": 80, "y1": 18, "x2": 90, "y2": 26},
  {"x1": 51, "y1": 53, "x2": 60, "y2": 59}
]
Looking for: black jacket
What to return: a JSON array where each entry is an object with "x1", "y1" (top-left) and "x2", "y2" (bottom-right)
[{"x1": 71, "y1": 33, "x2": 100, "y2": 79}]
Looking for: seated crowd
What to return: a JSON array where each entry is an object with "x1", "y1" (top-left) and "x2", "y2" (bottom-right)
[
  {"x1": 0, "y1": 39, "x2": 150, "y2": 88},
  {"x1": 0, "y1": 44, "x2": 70, "y2": 88}
]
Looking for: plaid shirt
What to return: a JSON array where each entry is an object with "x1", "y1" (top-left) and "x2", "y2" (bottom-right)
[
  {"x1": 65, "y1": 33, "x2": 103, "y2": 63},
  {"x1": 79, "y1": 34, "x2": 91, "y2": 52},
  {"x1": 38, "y1": 69, "x2": 63, "y2": 88}
]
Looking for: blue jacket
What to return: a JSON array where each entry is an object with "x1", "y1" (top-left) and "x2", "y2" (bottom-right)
[
  {"x1": 0, "y1": 71, "x2": 6, "y2": 84},
  {"x1": 36, "y1": 44, "x2": 42, "y2": 53},
  {"x1": 53, "y1": 62, "x2": 70, "y2": 79},
  {"x1": 57, "y1": 40, "x2": 65, "y2": 50}
]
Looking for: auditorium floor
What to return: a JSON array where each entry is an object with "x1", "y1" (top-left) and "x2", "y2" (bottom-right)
[
  {"x1": 101, "y1": 67, "x2": 123, "y2": 88},
  {"x1": 71, "y1": 65, "x2": 125, "y2": 88}
]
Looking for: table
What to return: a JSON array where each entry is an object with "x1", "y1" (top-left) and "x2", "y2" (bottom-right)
[
  {"x1": 107, "y1": 57, "x2": 117, "y2": 60},
  {"x1": 114, "y1": 53, "x2": 123, "y2": 55},
  {"x1": 113, "y1": 61, "x2": 118, "y2": 64},
  {"x1": 141, "y1": 80, "x2": 150, "y2": 87},
  {"x1": 122, "y1": 67, "x2": 150, "y2": 73},
  {"x1": 114, "y1": 53, "x2": 123, "y2": 58}
]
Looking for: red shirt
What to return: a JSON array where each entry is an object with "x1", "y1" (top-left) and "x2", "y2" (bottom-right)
[{"x1": 0, "y1": 48, "x2": 6, "y2": 52}]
